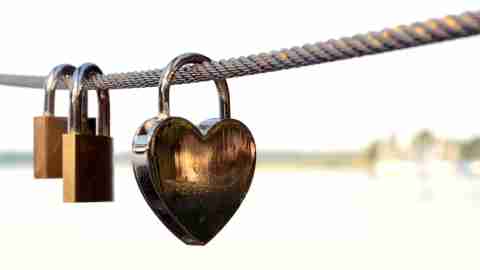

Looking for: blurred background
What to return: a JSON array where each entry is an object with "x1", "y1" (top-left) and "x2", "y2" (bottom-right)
[{"x1": 1, "y1": 1, "x2": 480, "y2": 269}]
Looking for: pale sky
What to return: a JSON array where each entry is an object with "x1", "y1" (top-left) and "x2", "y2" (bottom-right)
[{"x1": 0, "y1": 0, "x2": 479, "y2": 152}]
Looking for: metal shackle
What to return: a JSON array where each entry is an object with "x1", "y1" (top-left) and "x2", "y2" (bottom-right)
[
  {"x1": 44, "y1": 64, "x2": 76, "y2": 116},
  {"x1": 69, "y1": 63, "x2": 110, "y2": 136},
  {"x1": 158, "y1": 53, "x2": 231, "y2": 119}
]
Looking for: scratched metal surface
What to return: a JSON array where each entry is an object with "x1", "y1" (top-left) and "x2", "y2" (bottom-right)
[{"x1": 132, "y1": 117, "x2": 256, "y2": 245}]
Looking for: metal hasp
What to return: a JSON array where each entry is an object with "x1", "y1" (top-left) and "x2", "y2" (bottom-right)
[
  {"x1": 62, "y1": 63, "x2": 113, "y2": 203},
  {"x1": 132, "y1": 53, "x2": 256, "y2": 245}
]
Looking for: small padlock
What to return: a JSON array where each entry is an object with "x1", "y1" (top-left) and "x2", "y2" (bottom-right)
[
  {"x1": 62, "y1": 63, "x2": 113, "y2": 202},
  {"x1": 34, "y1": 64, "x2": 96, "y2": 179}
]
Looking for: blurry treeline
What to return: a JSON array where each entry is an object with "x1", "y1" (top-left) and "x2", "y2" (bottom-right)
[
  {"x1": 364, "y1": 130, "x2": 480, "y2": 177},
  {"x1": 365, "y1": 130, "x2": 480, "y2": 163}
]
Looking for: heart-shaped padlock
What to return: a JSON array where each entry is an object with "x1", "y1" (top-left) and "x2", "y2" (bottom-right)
[{"x1": 132, "y1": 53, "x2": 256, "y2": 245}]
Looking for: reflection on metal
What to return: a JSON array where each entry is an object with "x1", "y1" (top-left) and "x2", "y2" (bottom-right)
[{"x1": 133, "y1": 118, "x2": 256, "y2": 245}]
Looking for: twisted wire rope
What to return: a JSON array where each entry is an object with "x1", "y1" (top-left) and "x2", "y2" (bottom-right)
[{"x1": 0, "y1": 11, "x2": 479, "y2": 90}]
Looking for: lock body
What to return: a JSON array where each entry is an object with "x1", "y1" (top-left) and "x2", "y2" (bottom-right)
[
  {"x1": 34, "y1": 117, "x2": 96, "y2": 178},
  {"x1": 33, "y1": 116, "x2": 67, "y2": 178},
  {"x1": 62, "y1": 133, "x2": 113, "y2": 202}
]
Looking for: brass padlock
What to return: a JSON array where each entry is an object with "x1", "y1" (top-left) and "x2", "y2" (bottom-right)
[
  {"x1": 33, "y1": 64, "x2": 74, "y2": 178},
  {"x1": 63, "y1": 63, "x2": 113, "y2": 202},
  {"x1": 34, "y1": 64, "x2": 98, "y2": 179}
]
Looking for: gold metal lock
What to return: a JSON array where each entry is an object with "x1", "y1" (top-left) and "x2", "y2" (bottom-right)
[
  {"x1": 63, "y1": 63, "x2": 113, "y2": 203},
  {"x1": 34, "y1": 64, "x2": 96, "y2": 179},
  {"x1": 132, "y1": 53, "x2": 256, "y2": 245}
]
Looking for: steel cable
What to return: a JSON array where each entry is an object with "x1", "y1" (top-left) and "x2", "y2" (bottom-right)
[{"x1": 0, "y1": 11, "x2": 479, "y2": 90}]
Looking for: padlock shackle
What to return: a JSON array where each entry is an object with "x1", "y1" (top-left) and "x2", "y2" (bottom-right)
[
  {"x1": 43, "y1": 64, "x2": 76, "y2": 116},
  {"x1": 158, "y1": 53, "x2": 231, "y2": 119},
  {"x1": 69, "y1": 63, "x2": 110, "y2": 137}
]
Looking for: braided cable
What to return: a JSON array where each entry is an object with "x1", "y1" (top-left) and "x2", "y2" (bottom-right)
[{"x1": 0, "y1": 11, "x2": 479, "y2": 90}]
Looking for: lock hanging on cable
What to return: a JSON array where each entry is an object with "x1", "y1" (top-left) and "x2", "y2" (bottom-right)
[
  {"x1": 132, "y1": 53, "x2": 256, "y2": 245},
  {"x1": 33, "y1": 64, "x2": 96, "y2": 179},
  {"x1": 63, "y1": 63, "x2": 113, "y2": 203}
]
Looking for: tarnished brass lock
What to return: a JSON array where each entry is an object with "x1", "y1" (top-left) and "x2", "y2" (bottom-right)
[
  {"x1": 63, "y1": 63, "x2": 113, "y2": 203},
  {"x1": 132, "y1": 53, "x2": 256, "y2": 245},
  {"x1": 34, "y1": 64, "x2": 96, "y2": 179}
]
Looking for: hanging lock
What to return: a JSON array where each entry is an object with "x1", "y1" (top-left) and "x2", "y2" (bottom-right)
[
  {"x1": 33, "y1": 64, "x2": 96, "y2": 179},
  {"x1": 63, "y1": 63, "x2": 113, "y2": 202},
  {"x1": 132, "y1": 53, "x2": 256, "y2": 245}
]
